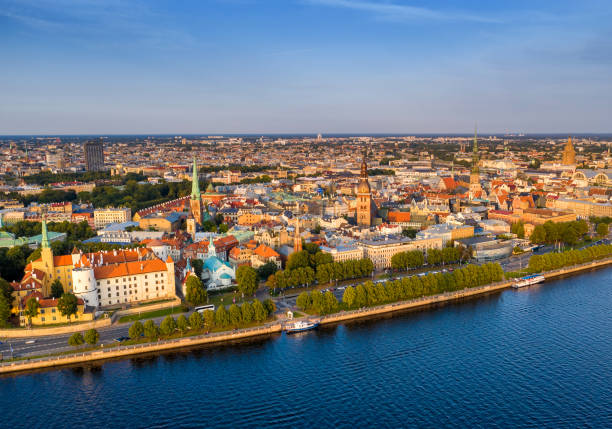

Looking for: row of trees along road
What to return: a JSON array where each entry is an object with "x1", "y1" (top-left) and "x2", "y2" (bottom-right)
[
  {"x1": 297, "y1": 263, "x2": 504, "y2": 314},
  {"x1": 68, "y1": 329, "x2": 100, "y2": 348},
  {"x1": 391, "y1": 247, "x2": 466, "y2": 271},
  {"x1": 527, "y1": 244, "x2": 612, "y2": 273},
  {"x1": 128, "y1": 298, "x2": 276, "y2": 340},
  {"x1": 267, "y1": 244, "x2": 374, "y2": 292}
]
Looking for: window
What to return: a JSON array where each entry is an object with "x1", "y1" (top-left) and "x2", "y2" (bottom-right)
[
  {"x1": 52, "y1": 308, "x2": 56, "y2": 313},
  {"x1": 41, "y1": 309, "x2": 45, "y2": 314}
]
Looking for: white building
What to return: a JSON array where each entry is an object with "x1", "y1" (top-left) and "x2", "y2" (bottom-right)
[{"x1": 94, "y1": 208, "x2": 132, "y2": 229}]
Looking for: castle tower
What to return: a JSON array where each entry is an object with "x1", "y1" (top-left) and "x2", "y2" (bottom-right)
[
  {"x1": 562, "y1": 136, "x2": 576, "y2": 165},
  {"x1": 190, "y1": 157, "x2": 203, "y2": 225},
  {"x1": 293, "y1": 217, "x2": 302, "y2": 253},
  {"x1": 72, "y1": 266, "x2": 99, "y2": 308},
  {"x1": 356, "y1": 148, "x2": 373, "y2": 227},
  {"x1": 469, "y1": 126, "x2": 482, "y2": 199}
]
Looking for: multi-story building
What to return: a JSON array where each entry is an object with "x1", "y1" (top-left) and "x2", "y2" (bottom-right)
[
  {"x1": 84, "y1": 138, "x2": 105, "y2": 172},
  {"x1": 550, "y1": 198, "x2": 612, "y2": 219},
  {"x1": 94, "y1": 207, "x2": 132, "y2": 229},
  {"x1": 358, "y1": 235, "x2": 443, "y2": 270},
  {"x1": 320, "y1": 244, "x2": 364, "y2": 262}
]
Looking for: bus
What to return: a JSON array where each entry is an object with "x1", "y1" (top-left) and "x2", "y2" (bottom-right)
[{"x1": 195, "y1": 304, "x2": 216, "y2": 313}]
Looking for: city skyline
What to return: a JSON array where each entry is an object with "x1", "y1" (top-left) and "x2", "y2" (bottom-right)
[{"x1": 1, "y1": 0, "x2": 612, "y2": 134}]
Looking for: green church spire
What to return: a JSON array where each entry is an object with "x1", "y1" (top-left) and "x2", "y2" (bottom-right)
[
  {"x1": 472, "y1": 125, "x2": 479, "y2": 174},
  {"x1": 191, "y1": 157, "x2": 200, "y2": 200},
  {"x1": 41, "y1": 215, "x2": 49, "y2": 249}
]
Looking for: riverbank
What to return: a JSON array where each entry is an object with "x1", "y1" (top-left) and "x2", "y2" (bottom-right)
[{"x1": 2, "y1": 257, "x2": 611, "y2": 374}]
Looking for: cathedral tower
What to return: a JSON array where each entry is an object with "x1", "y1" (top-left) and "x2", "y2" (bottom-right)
[
  {"x1": 469, "y1": 126, "x2": 482, "y2": 199},
  {"x1": 356, "y1": 148, "x2": 372, "y2": 227},
  {"x1": 562, "y1": 136, "x2": 576, "y2": 165}
]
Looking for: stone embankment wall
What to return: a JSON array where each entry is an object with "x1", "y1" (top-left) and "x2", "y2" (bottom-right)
[
  {"x1": 0, "y1": 323, "x2": 282, "y2": 374},
  {"x1": 0, "y1": 318, "x2": 112, "y2": 339}
]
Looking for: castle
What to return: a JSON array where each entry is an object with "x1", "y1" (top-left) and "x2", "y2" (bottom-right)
[{"x1": 21, "y1": 217, "x2": 176, "y2": 309}]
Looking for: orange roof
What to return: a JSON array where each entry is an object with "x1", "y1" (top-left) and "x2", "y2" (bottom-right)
[
  {"x1": 253, "y1": 244, "x2": 280, "y2": 259},
  {"x1": 388, "y1": 211, "x2": 411, "y2": 222},
  {"x1": 53, "y1": 255, "x2": 73, "y2": 266},
  {"x1": 93, "y1": 259, "x2": 168, "y2": 280},
  {"x1": 441, "y1": 177, "x2": 457, "y2": 190}
]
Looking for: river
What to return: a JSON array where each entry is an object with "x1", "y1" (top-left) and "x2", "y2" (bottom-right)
[{"x1": 2, "y1": 268, "x2": 612, "y2": 428}]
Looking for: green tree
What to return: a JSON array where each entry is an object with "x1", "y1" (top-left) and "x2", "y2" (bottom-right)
[
  {"x1": 343, "y1": 286, "x2": 356, "y2": 309},
  {"x1": 252, "y1": 299, "x2": 267, "y2": 322},
  {"x1": 84, "y1": 328, "x2": 99, "y2": 345},
  {"x1": 143, "y1": 319, "x2": 159, "y2": 340},
  {"x1": 296, "y1": 292, "x2": 311, "y2": 311},
  {"x1": 0, "y1": 293, "x2": 11, "y2": 328},
  {"x1": 236, "y1": 265, "x2": 258, "y2": 296},
  {"x1": 322, "y1": 291, "x2": 339, "y2": 314},
  {"x1": 129, "y1": 321, "x2": 144, "y2": 339},
  {"x1": 57, "y1": 293, "x2": 79, "y2": 323},
  {"x1": 511, "y1": 221, "x2": 525, "y2": 239},
  {"x1": 597, "y1": 222, "x2": 608, "y2": 237},
  {"x1": 160, "y1": 315, "x2": 177, "y2": 336},
  {"x1": 256, "y1": 262, "x2": 278, "y2": 280},
  {"x1": 174, "y1": 314, "x2": 188, "y2": 332},
  {"x1": 189, "y1": 311, "x2": 204, "y2": 330},
  {"x1": 24, "y1": 297, "x2": 40, "y2": 326},
  {"x1": 263, "y1": 298, "x2": 276, "y2": 316},
  {"x1": 228, "y1": 304, "x2": 242, "y2": 327},
  {"x1": 530, "y1": 225, "x2": 547, "y2": 244},
  {"x1": 68, "y1": 332, "x2": 84, "y2": 347},
  {"x1": 241, "y1": 302, "x2": 254, "y2": 324},
  {"x1": 354, "y1": 284, "x2": 367, "y2": 308},
  {"x1": 286, "y1": 250, "x2": 310, "y2": 270},
  {"x1": 215, "y1": 306, "x2": 230, "y2": 327},
  {"x1": 185, "y1": 275, "x2": 207, "y2": 306},
  {"x1": 202, "y1": 310, "x2": 215, "y2": 329},
  {"x1": 50, "y1": 279, "x2": 64, "y2": 299}
]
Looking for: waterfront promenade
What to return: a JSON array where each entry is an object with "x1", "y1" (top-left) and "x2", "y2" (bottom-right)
[{"x1": 2, "y1": 257, "x2": 611, "y2": 375}]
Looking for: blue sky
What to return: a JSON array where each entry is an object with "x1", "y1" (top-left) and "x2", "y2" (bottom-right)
[{"x1": 1, "y1": 0, "x2": 611, "y2": 134}]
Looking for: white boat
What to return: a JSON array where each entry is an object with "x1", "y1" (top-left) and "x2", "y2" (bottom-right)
[
  {"x1": 285, "y1": 320, "x2": 319, "y2": 334},
  {"x1": 513, "y1": 274, "x2": 545, "y2": 289}
]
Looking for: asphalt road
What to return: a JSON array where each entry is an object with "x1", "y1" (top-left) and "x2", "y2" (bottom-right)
[{"x1": 0, "y1": 313, "x2": 188, "y2": 359}]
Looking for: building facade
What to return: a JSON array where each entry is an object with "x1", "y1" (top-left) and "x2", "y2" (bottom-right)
[{"x1": 84, "y1": 138, "x2": 105, "y2": 172}]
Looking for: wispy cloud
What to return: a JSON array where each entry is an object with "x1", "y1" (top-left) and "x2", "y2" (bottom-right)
[
  {"x1": 304, "y1": 0, "x2": 501, "y2": 23},
  {"x1": 0, "y1": 0, "x2": 197, "y2": 50}
]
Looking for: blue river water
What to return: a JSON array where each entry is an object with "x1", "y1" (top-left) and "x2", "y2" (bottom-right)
[{"x1": 2, "y1": 268, "x2": 612, "y2": 428}]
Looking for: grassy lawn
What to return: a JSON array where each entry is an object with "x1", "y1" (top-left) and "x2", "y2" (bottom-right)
[
  {"x1": 118, "y1": 305, "x2": 189, "y2": 323},
  {"x1": 207, "y1": 290, "x2": 254, "y2": 308}
]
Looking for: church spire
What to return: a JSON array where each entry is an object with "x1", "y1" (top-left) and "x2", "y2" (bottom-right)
[
  {"x1": 41, "y1": 214, "x2": 49, "y2": 249},
  {"x1": 471, "y1": 125, "x2": 479, "y2": 174},
  {"x1": 360, "y1": 147, "x2": 368, "y2": 178},
  {"x1": 191, "y1": 157, "x2": 200, "y2": 200},
  {"x1": 191, "y1": 156, "x2": 200, "y2": 200}
]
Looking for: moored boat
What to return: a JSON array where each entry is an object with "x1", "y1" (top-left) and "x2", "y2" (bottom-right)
[
  {"x1": 285, "y1": 320, "x2": 319, "y2": 334},
  {"x1": 513, "y1": 274, "x2": 545, "y2": 289}
]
